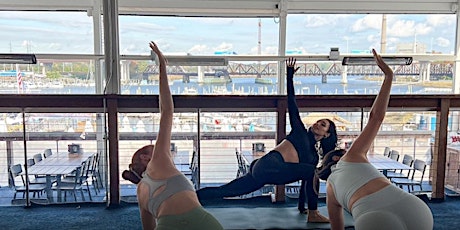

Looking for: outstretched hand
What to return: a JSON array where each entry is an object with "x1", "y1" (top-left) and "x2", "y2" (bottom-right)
[
  {"x1": 149, "y1": 41, "x2": 167, "y2": 63},
  {"x1": 286, "y1": 57, "x2": 300, "y2": 73},
  {"x1": 372, "y1": 49, "x2": 393, "y2": 78}
]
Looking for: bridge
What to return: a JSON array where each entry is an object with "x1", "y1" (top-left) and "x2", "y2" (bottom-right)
[{"x1": 142, "y1": 61, "x2": 453, "y2": 82}]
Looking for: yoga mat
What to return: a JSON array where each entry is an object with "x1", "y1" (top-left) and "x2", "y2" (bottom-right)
[{"x1": 206, "y1": 206, "x2": 354, "y2": 229}]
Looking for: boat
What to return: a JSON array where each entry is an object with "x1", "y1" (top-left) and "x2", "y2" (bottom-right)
[
  {"x1": 254, "y1": 78, "x2": 272, "y2": 84},
  {"x1": 183, "y1": 87, "x2": 198, "y2": 95},
  {"x1": 200, "y1": 69, "x2": 232, "y2": 84},
  {"x1": 202, "y1": 77, "x2": 232, "y2": 84}
]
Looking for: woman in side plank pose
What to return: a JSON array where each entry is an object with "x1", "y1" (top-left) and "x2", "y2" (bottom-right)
[{"x1": 197, "y1": 57, "x2": 339, "y2": 223}]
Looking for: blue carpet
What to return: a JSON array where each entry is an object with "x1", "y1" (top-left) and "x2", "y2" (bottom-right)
[
  {"x1": 0, "y1": 195, "x2": 458, "y2": 229},
  {"x1": 207, "y1": 206, "x2": 353, "y2": 229}
]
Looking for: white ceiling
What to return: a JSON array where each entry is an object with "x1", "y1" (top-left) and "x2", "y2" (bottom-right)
[{"x1": 0, "y1": 0, "x2": 458, "y2": 16}]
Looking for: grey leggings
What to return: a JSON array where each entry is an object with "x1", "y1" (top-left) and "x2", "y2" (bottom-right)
[
  {"x1": 156, "y1": 206, "x2": 223, "y2": 230},
  {"x1": 351, "y1": 185, "x2": 433, "y2": 230}
]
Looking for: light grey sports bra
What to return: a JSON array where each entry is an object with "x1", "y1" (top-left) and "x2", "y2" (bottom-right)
[
  {"x1": 141, "y1": 172, "x2": 195, "y2": 217},
  {"x1": 328, "y1": 161, "x2": 385, "y2": 212}
]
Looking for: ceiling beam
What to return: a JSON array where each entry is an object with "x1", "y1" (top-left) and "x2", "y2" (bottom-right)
[{"x1": 0, "y1": 0, "x2": 457, "y2": 15}]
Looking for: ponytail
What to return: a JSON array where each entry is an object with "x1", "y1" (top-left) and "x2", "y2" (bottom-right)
[
  {"x1": 122, "y1": 163, "x2": 144, "y2": 184},
  {"x1": 313, "y1": 149, "x2": 345, "y2": 194},
  {"x1": 122, "y1": 170, "x2": 141, "y2": 184}
]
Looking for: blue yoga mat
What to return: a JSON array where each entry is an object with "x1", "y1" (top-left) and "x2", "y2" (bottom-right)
[{"x1": 206, "y1": 206, "x2": 354, "y2": 229}]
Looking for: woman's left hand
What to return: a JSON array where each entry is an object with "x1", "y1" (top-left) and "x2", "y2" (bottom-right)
[{"x1": 286, "y1": 57, "x2": 300, "y2": 73}]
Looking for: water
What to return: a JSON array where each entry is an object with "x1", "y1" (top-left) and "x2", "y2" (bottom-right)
[
  {"x1": 123, "y1": 75, "x2": 431, "y2": 95},
  {"x1": 4, "y1": 75, "x2": 447, "y2": 95}
]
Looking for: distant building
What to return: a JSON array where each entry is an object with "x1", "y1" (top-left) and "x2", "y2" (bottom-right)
[
  {"x1": 396, "y1": 43, "x2": 427, "y2": 54},
  {"x1": 351, "y1": 50, "x2": 371, "y2": 54},
  {"x1": 214, "y1": 51, "x2": 237, "y2": 55},
  {"x1": 286, "y1": 50, "x2": 303, "y2": 55}
]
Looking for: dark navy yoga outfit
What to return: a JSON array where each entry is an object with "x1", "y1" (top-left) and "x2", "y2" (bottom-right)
[{"x1": 197, "y1": 66, "x2": 322, "y2": 211}]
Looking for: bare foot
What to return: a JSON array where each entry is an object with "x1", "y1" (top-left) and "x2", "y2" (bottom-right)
[{"x1": 307, "y1": 210, "x2": 330, "y2": 223}]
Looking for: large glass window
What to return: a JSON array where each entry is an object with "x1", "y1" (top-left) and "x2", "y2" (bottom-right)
[
  {"x1": 287, "y1": 14, "x2": 455, "y2": 54},
  {"x1": 0, "y1": 112, "x2": 106, "y2": 206},
  {"x1": 0, "y1": 11, "x2": 94, "y2": 54},
  {"x1": 118, "y1": 16, "x2": 280, "y2": 96},
  {"x1": 286, "y1": 14, "x2": 456, "y2": 95}
]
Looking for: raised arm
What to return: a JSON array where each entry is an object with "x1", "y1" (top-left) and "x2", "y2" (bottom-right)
[
  {"x1": 148, "y1": 42, "x2": 174, "y2": 165},
  {"x1": 343, "y1": 49, "x2": 394, "y2": 162},
  {"x1": 286, "y1": 57, "x2": 304, "y2": 132}
]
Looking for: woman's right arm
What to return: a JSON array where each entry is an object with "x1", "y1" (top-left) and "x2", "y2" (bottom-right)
[
  {"x1": 286, "y1": 58, "x2": 304, "y2": 132},
  {"x1": 148, "y1": 42, "x2": 175, "y2": 170},
  {"x1": 343, "y1": 49, "x2": 394, "y2": 161},
  {"x1": 327, "y1": 183, "x2": 344, "y2": 230}
]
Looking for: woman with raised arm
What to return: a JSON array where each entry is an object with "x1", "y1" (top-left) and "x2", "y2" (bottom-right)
[
  {"x1": 197, "y1": 57, "x2": 340, "y2": 223},
  {"x1": 122, "y1": 41, "x2": 223, "y2": 230},
  {"x1": 324, "y1": 49, "x2": 433, "y2": 230}
]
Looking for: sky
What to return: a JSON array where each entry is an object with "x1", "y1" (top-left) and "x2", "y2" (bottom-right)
[{"x1": 0, "y1": 11, "x2": 456, "y2": 56}]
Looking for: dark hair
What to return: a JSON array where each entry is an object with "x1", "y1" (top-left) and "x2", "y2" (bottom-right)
[
  {"x1": 316, "y1": 149, "x2": 345, "y2": 180},
  {"x1": 122, "y1": 170, "x2": 140, "y2": 184},
  {"x1": 313, "y1": 149, "x2": 345, "y2": 194},
  {"x1": 320, "y1": 119, "x2": 338, "y2": 155}
]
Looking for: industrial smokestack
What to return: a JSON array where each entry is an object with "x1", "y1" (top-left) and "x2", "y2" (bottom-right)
[{"x1": 380, "y1": 14, "x2": 387, "y2": 53}]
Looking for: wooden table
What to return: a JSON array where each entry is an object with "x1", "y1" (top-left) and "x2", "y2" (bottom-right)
[
  {"x1": 26, "y1": 152, "x2": 94, "y2": 202},
  {"x1": 368, "y1": 154, "x2": 412, "y2": 177}
]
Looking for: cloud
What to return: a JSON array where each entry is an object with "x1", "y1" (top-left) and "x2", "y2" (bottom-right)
[
  {"x1": 426, "y1": 15, "x2": 455, "y2": 27},
  {"x1": 352, "y1": 15, "x2": 381, "y2": 32},
  {"x1": 214, "y1": 42, "x2": 233, "y2": 52},
  {"x1": 186, "y1": 17, "x2": 238, "y2": 26},
  {"x1": 263, "y1": 46, "x2": 278, "y2": 55},
  {"x1": 435, "y1": 37, "x2": 450, "y2": 47},
  {"x1": 248, "y1": 45, "x2": 278, "y2": 55},
  {"x1": 121, "y1": 44, "x2": 139, "y2": 54},
  {"x1": 120, "y1": 21, "x2": 174, "y2": 33},
  {"x1": 367, "y1": 34, "x2": 379, "y2": 43},
  {"x1": 188, "y1": 44, "x2": 209, "y2": 54},
  {"x1": 387, "y1": 20, "x2": 432, "y2": 37},
  {"x1": 304, "y1": 15, "x2": 350, "y2": 28}
]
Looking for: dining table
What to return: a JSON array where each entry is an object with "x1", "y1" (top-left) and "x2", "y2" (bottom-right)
[
  {"x1": 368, "y1": 154, "x2": 412, "y2": 177},
  {"x1": 25, "y1": 152, "x2": 94, "y2": 203}
]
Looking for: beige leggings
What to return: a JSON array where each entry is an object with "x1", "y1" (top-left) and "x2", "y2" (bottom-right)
[{"x1": 352, "y1": 185, "x2": 433, "y2": 230}]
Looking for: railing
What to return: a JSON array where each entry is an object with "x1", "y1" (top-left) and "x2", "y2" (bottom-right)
[{"x1": 0, "y1": 94, "x2": 455, "y2": 206}]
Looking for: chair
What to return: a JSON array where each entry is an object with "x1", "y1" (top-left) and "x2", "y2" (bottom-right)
[
  {"x1": 43, "y1": 149, "x2": 53, "y2": 158},
  {"x1": 189, "y1": 151, "x2": 199, "y2": 189},
  {"x1": 170, "y1": 143, "x2": 177, "y2": 155},
  {"x1": 60, "y1": 158, "x2": 93, "y2": 201},
  {"x1": 33, "y1": 153, "x2": 43, "y2": 164},
  {"x1": 235, "y1": 148, "x2": 250, "y2": 178},
  {"x1": 9, "y1": 164, "x2": 46, "y2": 199},
  {"x1": 87, "y1": 152, "x2": 103, "y2": 193},
  {"x1": 386, "y1": 154, "x2": 414, "y2": 179},
  {"x1": 389, "y1": 150, "x2": 400, "y2": 161},
  {"x1": 25, "y1": 158, "x2": 35, "y2": 168},
  {"x1": 24, "y1": 158, "x2": 48, "y2": 185},
  {"x1": 52, "y1": 165, "x2": 86, "y2": 202},
  {"x1": 382, "y1": 147, "x2": 391, "y2": 157},
  {"x1": 391, "y1": 159, "x2": 427, "y2": 193}
]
